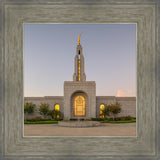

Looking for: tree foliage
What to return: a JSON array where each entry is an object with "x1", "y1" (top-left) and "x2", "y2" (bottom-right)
[
  {"x1": 39, "y1": 103, "x2": 50, "y2": 117},
  {"x1": 24, "y1": 102, "x2": 35, "y2": 114},
  {"x1": 47, "y1": 109, "x2": 62, "y2": 120},
  {"x1": 100, "y1": 105, "x2": 110, "y2": 118},
  {"x1": 100, "y1": 102, "x2": 121, "y2": 120},
  {"x1": 109, "y1": 102, "x2": 121, "y2": 120}
]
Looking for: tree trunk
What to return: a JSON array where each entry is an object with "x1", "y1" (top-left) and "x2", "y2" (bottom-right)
[{"x1": 112, "y1": 114, "x2": 115, "y2": 121}]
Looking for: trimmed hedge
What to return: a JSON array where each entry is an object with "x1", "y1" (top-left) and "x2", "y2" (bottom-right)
[
  {"x1": 101, "y1": 119, "x2": 136, "y2": 123},
  {"x1": 91, "y1": 116, "x2": 136, "y2": 121},
  {"x1": 69, "y1": 118, "x2": 84, "y2": 121},
  {"x1": 115, "y1": 116, "x2": 133, "y2": 121},
  {"x1": 91, "y1": 118, "x2": 105, "y2": 121},
  {"x1": 24, "y1": 120, "x2": 58, "y2": 124},
  {"x1": 25, "y1": 117, "x2": 63, "y2": 122}
]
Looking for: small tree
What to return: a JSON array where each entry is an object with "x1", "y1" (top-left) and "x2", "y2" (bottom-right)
[
  {"x1": 54, "y1": 110, "x2": 62, "y2": 120},
  {"x1": 24, "y1": 102, "x2": 35, "y2": 114},
  {"x1": 47, "y1": 109, "x2": 62, "y2": 120},
  {"x1": 39, "y1": 103, "x2": 50, "y2": 118},
  {"x1": 109, "y1": 102, "x2": 121, "y2": 120},
  {"x1": 100, "y1": 104, "x2": 110, "y2": 119}
]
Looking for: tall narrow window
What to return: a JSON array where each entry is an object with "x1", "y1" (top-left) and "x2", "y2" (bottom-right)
[
  {"x1": 78, "y1": 60, "x2": 80, "y2": 81},
  {"x1": 100, "y1": 104, "x2": 105, "y2": 118},
  {"x1": 55, "y1": 104, "x2": 60, "y2": 118},
  {"x1": 74, "y1": 95, "x2": 86, "y2": 116}
]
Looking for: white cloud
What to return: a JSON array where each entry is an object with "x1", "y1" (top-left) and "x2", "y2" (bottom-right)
[
  {"x1": 116, "y1": 89, "x2": 136, "y2": 97},
  {"x1": 117, "y1": 90, "x2": 126, "y2": 97}
]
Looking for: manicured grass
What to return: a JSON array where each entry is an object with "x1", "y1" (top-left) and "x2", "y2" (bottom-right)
[
  {"x1": 100, "y1": 119, "x2": 136, "y2": 123},
  {"x1": 24, "y1": 120, "x2": 58, "y2": 124},
  {"x1": 24, "y1": 119, "x2": 136, "y2": 124}
]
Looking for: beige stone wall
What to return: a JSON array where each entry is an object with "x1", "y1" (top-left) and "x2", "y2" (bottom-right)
[
  {"x1": 96, "y1": 96, "x2": 116, "y2": 117},
  {"x1": 96, "y1": 96, "x2": 136, "y2": 118},
  {"x1": 116, "y1": 97, "x2": 136, "y2": 118},
  {"x1": 24, "y1": 96, "x2": 136, "y2": 120},
  {"x1": 24, "y1": 96, "x2": 64, "y2": 120}
]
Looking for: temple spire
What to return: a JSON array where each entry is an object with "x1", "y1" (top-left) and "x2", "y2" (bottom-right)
[
  {"x1": 73, "y1": 35, "x2": 86, "y2": 82},
  {"x1": 78, "y1": 33, "x2": 82, "y2": 45}
]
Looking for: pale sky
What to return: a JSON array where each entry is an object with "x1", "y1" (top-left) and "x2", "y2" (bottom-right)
[{"x1": 24, "y1": 24, "x2": 136, "y2": 97}]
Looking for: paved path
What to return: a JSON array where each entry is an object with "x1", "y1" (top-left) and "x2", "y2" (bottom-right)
[{"x1": 24, "y1": 123, "x2": 136, "y2": 136}]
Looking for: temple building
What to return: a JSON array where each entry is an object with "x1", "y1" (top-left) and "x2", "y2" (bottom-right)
[{"x1": 24, "y1": 35, "x2": 136, "y2": 120}]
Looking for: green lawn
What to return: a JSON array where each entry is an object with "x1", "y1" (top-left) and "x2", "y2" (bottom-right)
[
  {"x1": 24, "y1": 119, "x2": 136, "y2": 124},
  {"x1": 100, "y1": 119, "x2": 136, "y2": 123},
  {"x1": 24, "y1": 120, "x2": 58, "y2": 124}
]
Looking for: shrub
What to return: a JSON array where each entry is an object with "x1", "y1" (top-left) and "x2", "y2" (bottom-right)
[
  {"x1": 35, "y1": 116, "x2": 42, "y2": 121},
  {"x1": 109, "y1": 103, "x2": 121, "y2": 120},
  {"x1": 57, "y1": 118, "x2": 63, "y2": 121},
  {"x1": 24, "y1": 102, "x2": 35, "y2": 114},
  {"x1": 109, "y1": 118, "x2": 113, "y2": 121},
  {"x1": 39, "y1": 103, "x2": 50, "y2": 118},
  {"x1": 100, "y1": 105, "x2": 110, "y2": 118},
  {"x1": 120, "y1": 116, "x2": 132, "y2": 121},
  {"x1": 26, "y1": 117, "x2": 42, "y2": 122},
  {"x1": 24, "y1": 121, "x2": 58, "y2": 124},
  {"x1": 99, "y1": 103, "x2": 122, "y2": 120},
  {"x1": 41, "y1": 119, "x2": 51, "y2": 121},
  {"x1": 69, "y1": 118, "x2": 85, "y2": 121},
  {"x1": 47, "y1": 109, "x2": 62, "y2": 120},
  {"x1": 84, "y1": 119, "x2": 92, "y2": 121},
  {"x1": 91, "y1": 118, "x2": 104, "y2": 121},
  {"x1": 115, "y1": 117, "x2": 121, "y2": 121},
  {"x1": 70, "y1": 118, "x2": 77, "y2": 121}
]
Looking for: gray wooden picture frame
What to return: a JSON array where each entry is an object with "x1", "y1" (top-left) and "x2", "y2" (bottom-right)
[{"x1": 1, "y1": 1, "x2": 159, "y2": 159}]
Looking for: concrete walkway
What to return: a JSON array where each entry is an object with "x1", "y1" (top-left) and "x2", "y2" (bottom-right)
[{"x1": 24, "y1": 123, "x2": 136, "y2": 136}]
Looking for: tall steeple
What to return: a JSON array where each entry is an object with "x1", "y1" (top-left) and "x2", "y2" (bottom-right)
[{"x1": 73, "y1": 34, "x2": 86, "y2": 82}]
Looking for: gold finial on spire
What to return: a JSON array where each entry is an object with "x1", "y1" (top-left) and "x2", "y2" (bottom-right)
[{"x1": 78, "y1": 33, "x2": 82, "y2": 45}]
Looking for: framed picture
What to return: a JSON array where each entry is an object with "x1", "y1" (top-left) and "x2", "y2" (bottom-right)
[
  {"x1": 1, "y1": 1, "x2": 159, "y2": 159},
  {"x1": 23, "y1": 23, "x2": 137, "y2": 137}
]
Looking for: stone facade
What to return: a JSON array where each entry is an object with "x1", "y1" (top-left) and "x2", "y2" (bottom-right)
[
  {"x1": 116, "y1": 97, "x2": 136, "y2": 117},
  {"x1": 24, "y1": 39, "x2": 136, "y2": 120},
  {"x1": 96, "y1": 96, "x2": 136, "y2": 118},
  {"x1": 24, "y1": 96, "x2": 136, "y2": 120},
  {"x1": 73, "y1": 44, "x2": 86, "y2": 81},
  {"x1": 24, "y1": 96, "x2": 64, "y2": 120},
  {"x1": 64, "y1": 81, "x2": 96, "y2": 119}
]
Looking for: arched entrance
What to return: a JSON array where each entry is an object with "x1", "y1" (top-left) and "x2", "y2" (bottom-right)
[{"x1": 74, "y1": 95, "x2": 86, "y2": 117}]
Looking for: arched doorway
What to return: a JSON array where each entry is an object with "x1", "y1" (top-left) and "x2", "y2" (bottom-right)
[{"x1": 74, "y1": 95, "x2": 86, "y2": 117}]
